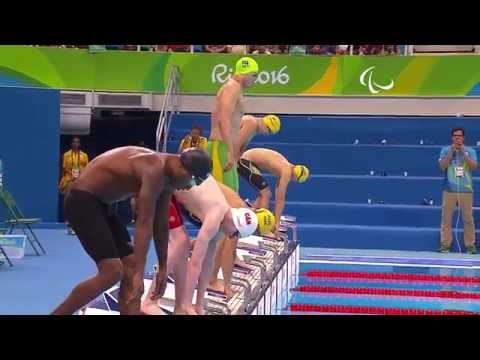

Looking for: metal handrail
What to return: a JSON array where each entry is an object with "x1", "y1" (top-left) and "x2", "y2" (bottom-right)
[{"x1": 156, "y1": 65, "x2": 180, "y2": 152}]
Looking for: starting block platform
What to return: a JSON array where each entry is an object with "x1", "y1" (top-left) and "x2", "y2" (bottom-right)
[{"x1": 80, "y1": 215, "x2": 299, "y2": 315}]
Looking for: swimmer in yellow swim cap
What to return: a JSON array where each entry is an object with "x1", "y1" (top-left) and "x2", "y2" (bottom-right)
[
  {"x1": 238, "y1": 147, "x2": 310, "y2": 238},
  {"x1": 208, "y1": 56, "x2": 260, "y2": 193},
  {"x1": 236, "y1": 114, "x2": 281, "y2": 157}
]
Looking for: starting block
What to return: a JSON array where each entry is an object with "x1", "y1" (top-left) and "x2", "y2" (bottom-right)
[{"x1": 80, "y1": 215, "x2": 299, "y2": 315}]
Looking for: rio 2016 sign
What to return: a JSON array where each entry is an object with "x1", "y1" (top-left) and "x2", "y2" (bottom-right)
[
  {"x1": 2, "y1": 47, "x2": 480, "y2": 96},
  {"x1": 211, "y1": 64, "x2": 291, "y2": 85}
]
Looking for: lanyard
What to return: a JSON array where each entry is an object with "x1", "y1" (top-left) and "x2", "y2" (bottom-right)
[{"x1": 70, "y1": 151, "x2": 80, "y2": 169}]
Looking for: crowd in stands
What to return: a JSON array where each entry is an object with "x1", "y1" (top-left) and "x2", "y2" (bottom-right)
[{"x1": 36, "y1": 45, "x2": 402, "y2": 55}]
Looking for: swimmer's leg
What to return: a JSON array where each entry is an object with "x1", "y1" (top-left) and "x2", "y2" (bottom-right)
[
  {"x1": 219, "y1": 234, "x2": 238, "y2": 300},
  {"x1": 170, "y1": 227, "x2": 190, "y2": 313},
  {"x1": 52, "y1": 258, "x2": 124, "y2": 315},
  {"x1": 54, "y1": 190, "x2": 128, "y2": 315},
  {"x1": 253, "y1": 187, "x2": 272, "y2": 210},
  {"x1": 209, "y1": 235, "x2": 226, "y2": 291},
  {"x1": 118, "y1": 254, "x2": 139, "y2": 315},
  {"x1": 194, "y1": 232, "x2": 222, "y2": 314}
]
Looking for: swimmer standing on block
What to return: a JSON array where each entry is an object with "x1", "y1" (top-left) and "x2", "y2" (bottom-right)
[
  {"x1": 208, "y1": 56, "x2": 259, "y2": 192},
  {"x1": 239, "y1": 148, "x2": 309, "y2": 238},
  {"x1": 141, "y1": 176, "x2": 274, "y2": 315},
  {"x1": 51, "y1": 146, "x2": 211, "y2": 315}
]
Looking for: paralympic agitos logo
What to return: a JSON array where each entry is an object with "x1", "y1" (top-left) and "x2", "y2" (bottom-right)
[{"x1": 359, "y1": 66, "x2": 394, "y2": 94}]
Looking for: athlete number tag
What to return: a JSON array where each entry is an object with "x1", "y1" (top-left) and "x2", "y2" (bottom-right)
[
  {"x1": 455, "y1": 166, "x2": 464, "y2": 177},
  {"x1": 72, "y1": 169, "x2": 80, "y2": 179}
]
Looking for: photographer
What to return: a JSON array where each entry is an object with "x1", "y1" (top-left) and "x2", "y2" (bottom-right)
[{"x1": 438, "y1": 128, "x2": 478, "y2": 254}]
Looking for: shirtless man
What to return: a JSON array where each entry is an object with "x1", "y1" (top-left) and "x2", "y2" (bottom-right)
[
  {"x1": 239, "y1": 148, "x2": 310, "y2": 238},
  {"x1": 51, "y1": 147, "x2": 212, "y2": 315},
  {"x1": 208, "y1": 56, "x2": 259, "y2": 192},
  {"x1": 236, "y1": 114, "x2": 281, "y2": 158},
  {"x1": 140, "y1": 176, "x2": 275, "y2": 315}
]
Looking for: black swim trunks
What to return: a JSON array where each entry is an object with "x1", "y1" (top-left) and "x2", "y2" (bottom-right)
[
  {"x1": 237, "y1": 158, "x2": 269, "y2": 192},
  {"x1": 65, "y1": 189, "x2": 133, "y2": 263}
]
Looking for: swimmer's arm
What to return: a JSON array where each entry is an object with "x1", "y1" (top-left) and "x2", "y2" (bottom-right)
[
  {"x1": 133, "y1": 161, "x2": 165, "y2": 272},
  {"x1": 152, "y1": 192, "x2": 171, "y2": 295},
  {"x1": 218, "y1": 85, "x2": 239, "y2": 158},
  {"x1": 184, "y1": 212, "x2": 223, "y2": 305},
  {"x1": 273, "y1": 174, "x2": 290, "y2": 237}
]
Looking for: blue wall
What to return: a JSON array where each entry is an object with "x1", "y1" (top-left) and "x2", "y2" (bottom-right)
[
  {"x1": 167, "y1": 112, "x2": 480, "y2": 251},
  {"x1": 0, "y1": 87, "x2": 60, "y2": 222}
]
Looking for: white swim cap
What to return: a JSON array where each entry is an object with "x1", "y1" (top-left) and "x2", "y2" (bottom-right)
[{"x1": 230, "y1": 208, "x2": 258, "y2": 238}]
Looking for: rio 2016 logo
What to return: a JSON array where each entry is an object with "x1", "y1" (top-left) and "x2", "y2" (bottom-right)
[
  {"x1": 211, "y1": 64, "x2": 290, "y2": 85},
  {"x1": 359, "y1": 66, "x2": 394, "y2": 94}
]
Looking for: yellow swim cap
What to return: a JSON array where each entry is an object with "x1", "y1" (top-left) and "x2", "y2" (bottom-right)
[
  {"x1": 262, "y1": 115, "x2": 281, "y2": 134},
  {"x1": 235, "y1": 57, "x2": 259, "y2": 76},
  {"x1": 255, "y1": 208, "x2": 275, "y2": 235},
  {"x1": 293, "y1": 165, "x2": 310, "y2": 183}
]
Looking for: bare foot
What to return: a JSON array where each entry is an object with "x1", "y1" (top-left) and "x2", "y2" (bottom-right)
[
  {"x1": 181, "y1": 306, "x2": 199, "y2": 315},
  {"x1": 194, "y1": 304, "x2": 206, "y2": 315},
  {"x1": 140, "y1": 302, "x2": 166, "y2": 315},
  {"x1": 235, "y1": 259, "x2": 255, "y2": 270},
  {"x1": 173, "y1": 308, "x2": 187, "y2": 315},
  {"x1": 224, "y1": 286, "x2": 235, "y2": 300},
  {"x1": 208, "y1": 279, "x2": 225, "y2": 293}
]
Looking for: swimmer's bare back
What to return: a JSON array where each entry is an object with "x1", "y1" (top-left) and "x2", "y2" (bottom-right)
[
  {"x1": 210, "y1": 78, "x2": 245, "y2": 142},
  {"x1": 241, "y1": 148, "x2": 291, "y2": 177},
  {"x1": 216, "y1": 180, "x2": 247, "y2": 208},
  {"x1": 174, "y1": 176, "x2": 230, "y2": 222},
  {"x1": 71, "y1": 146, "x2": 169, "y2": 204}
]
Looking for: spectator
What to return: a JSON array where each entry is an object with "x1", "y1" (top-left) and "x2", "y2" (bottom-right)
[
  {"x1": 177, "y1": 124, "x2": 208, "y2": 153},
  {"x1": 355, "y1": 45, "x2": 383, "y2": 55},
  {"x1": 289, "y1": 45, "x2": 307, "y2": 55},
  {"x1": 336, "y1": 45, "x2": 350, "y2": 55},
  {"x1": 139, "y1": 45, "x2": 154, "y2": 51},
  {"x1": 265, "y1": 45, "x2": 283, "y2": 54},
  {"x1": 308, "y1": 45, "x2": 336, "y2": 55},
  {"x1": 58, "y1": 137, "x2": 89, "y2": 235},
  {"x1": 382, "y1": 45, "x2": 398, "y2": 55},
  {"x1": 438, "y1": 128, "x2": 478, "y2": 254},
  {"x1": 227, "y1": 45, "x2": 247, "y2": 54},
  {"x1": 251, "y1": 45, "x2": 272, "y2": 55},
  {"x1": 167, "y1": 45, "x2": 191, "y2": 52},
  {"x1": 204, "y1": 45, "x2": 228, "y2": 53},
  {"x1": 154, "y1": 45, "x2": 169, "y2": 52}
]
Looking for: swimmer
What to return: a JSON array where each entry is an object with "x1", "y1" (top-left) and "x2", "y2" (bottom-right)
[
  {"x1": 236, "y1": 114, "x2": 281, "y2": 158},
  {"x1": 208, "y1": 56, "x2": 259, "y2": 192},
  {"x1": 141, "y1": 176, "x2": 274, "y2": 315},
  {"x1": 208, "y1": 182, "x2": 275, "y2": 299},
  {"x1": 239, "y1": 148, "x2": 309, "y2": 238},
  {"x1": 51, "y1": 146, "x2": 211, "y2": 315}
]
